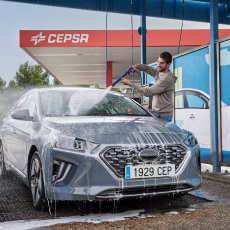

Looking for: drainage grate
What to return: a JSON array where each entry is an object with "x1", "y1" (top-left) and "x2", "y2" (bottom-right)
[{"x1": 0, "y1": 169, "x2": 84, "y2": 222}]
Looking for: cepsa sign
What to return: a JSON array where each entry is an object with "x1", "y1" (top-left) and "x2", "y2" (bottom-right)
[
  {"x1": 48, "y1": 34, "x2": 88, "y2": 44},
  {"x1": 20, "y1": 30, "x2": 105, "y2": 47}
]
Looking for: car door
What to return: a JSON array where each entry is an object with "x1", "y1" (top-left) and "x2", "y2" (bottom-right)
[
  {"x1": 4, "y1": 95, "x2": 28, "y2": 165},
  {"x1": 10, "y1": 94, "x2": 36, "y2": 172},
  {"x1": 175, "y1": 90, "x2": 189, "y2": 130},
  {"x1": 185, "y1": 90, "x2": 210, "y2": 146}
]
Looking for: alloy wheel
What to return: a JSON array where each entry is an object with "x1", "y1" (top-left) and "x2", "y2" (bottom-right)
[{"x1": 30, "y1": 157, "x2": 42, "y2": 204}]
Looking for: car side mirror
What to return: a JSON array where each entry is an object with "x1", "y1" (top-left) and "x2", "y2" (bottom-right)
[{"x1": 11, "y1": 109, "x2": 33, "y2": 121}]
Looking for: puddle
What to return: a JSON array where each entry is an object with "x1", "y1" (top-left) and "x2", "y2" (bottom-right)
[
  {"x1": 165, "y1": 211, "x2": 179, "y2": 215},
  {"x1": 189, "y1": 189, "x2": 228, "y2": 203},
  {"x1": 0, "y1": 209, "x2": 145, "y2": 230},
  {"x1": 189, "y1": 190, "x2": 208, "y2": 198}
]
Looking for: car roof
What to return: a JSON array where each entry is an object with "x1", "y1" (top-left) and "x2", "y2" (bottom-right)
[
  {"x1": 175, "y1": 88, "x2": 210, "y2": 98},
  {"x1": 176, "y1": 88, "x2": 228, "y2": 107}
]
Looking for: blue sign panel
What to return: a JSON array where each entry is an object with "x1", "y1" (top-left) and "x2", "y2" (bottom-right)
[
  {"x1": 146, "y1": 64, "x2": 157, "y2": 84},
  {"x1": 174, "y1": 47, "x2": 211, "y2": 161},
  {"x1": 220, "y1": 39, "x2": 230, "y2": 163}
]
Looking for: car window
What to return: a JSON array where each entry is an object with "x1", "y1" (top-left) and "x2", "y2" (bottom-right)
[
  {"x1": 186, "y1": 91, "x2": 209, "y2": 109},
  {"x1": 23, "y1": 94, "x2": 36, "y2": 116},
  {"x1": 40, "y1": 90, "x2": 150, "y2": 117},
  {"x1": 13, "y1": 95, "x2": 27, "y2": 111}
]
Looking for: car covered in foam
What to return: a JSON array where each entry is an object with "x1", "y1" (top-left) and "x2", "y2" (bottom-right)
[{"x1": 0, "y1": 87, "x2": 201, "y2": 210}]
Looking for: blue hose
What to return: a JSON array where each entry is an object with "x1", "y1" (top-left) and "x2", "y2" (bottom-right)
[{"x1": 111, "y1": 66, "x2": 134, "y2": 87}]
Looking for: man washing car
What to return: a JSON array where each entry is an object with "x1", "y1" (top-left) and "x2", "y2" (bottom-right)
[{"x1": 120, "y1": 52, "x2": 177, "y2": 122}]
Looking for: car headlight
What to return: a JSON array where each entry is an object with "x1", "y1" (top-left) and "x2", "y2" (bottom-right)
[
  {"x1": 182, "y1": 129, "x2": 198, "y2": 147},
  {"x1": 48, "y1": 131, "x2": 99, "y2": 152}
]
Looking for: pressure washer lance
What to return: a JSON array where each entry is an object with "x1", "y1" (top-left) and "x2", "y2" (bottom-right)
[{"x1": 111, "y1": 66, "x2": 135, "y2": 87}]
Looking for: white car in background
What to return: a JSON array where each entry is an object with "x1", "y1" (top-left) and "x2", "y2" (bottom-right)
[{"x1": 175, "y1": 88, "x2": 229, "y2": 152}]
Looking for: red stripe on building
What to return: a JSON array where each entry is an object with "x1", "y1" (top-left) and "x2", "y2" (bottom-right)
[{"x1": 20, "y1": 30, "x2": 230, "y2": 47}]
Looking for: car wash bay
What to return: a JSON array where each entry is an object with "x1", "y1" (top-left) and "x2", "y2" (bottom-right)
[
  {"x1": 1, "y1": 0, "x2": 230, "y2": 228},
  {"x1": 5, "y1": 0, "x2": 230, "y2": 172}
]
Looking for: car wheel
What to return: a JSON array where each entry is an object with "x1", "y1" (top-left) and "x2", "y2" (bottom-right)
[
  {"x1": 0, "y1": 141, "x2": 6, "y2": 177},
  {"x1": 29, "y1": 152, "x2": 48, "y2": 211}
]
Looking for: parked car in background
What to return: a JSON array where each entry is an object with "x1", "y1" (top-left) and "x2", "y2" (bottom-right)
[
  {"x1": 175, "y1": 88, "x2": 230, "y2": 160},
  {"x1": 0, "y1": 87, "x2": 201, "y2": 210}
]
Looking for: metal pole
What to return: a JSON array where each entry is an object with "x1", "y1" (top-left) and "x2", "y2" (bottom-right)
[
  {"x1": 140, "y1": 0, "x2": 146, "y2": 86},
  {"x1": 172, "y1": 58, "x2": 175, "y2": 124},
  {"x1": 210, "y1": 0, "x2": 221, "y2": 172}
]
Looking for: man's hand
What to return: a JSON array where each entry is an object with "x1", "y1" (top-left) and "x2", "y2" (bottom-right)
[
  {"x1": 120, "y1": 78, "x2": 132, "y2": 86},
  {"x1": 130, "y1": 64, "x2": 138, "y2": 73}
]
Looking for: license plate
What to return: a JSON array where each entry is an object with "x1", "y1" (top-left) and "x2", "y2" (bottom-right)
[{"x1": 125, "y1": 164, "x2": 175, "y2": 179}]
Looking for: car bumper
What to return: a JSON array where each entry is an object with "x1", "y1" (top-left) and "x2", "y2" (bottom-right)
[{"x1": 42, "y1": 144, "x2": 201, "y2": 201}]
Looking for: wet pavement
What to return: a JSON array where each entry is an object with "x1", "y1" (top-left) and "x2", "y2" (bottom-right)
[
  {"x1": 1, "y1": 166, "x2": 230, "y2": 229},
  {"x1": 0, "y1": 167, "x2": 209, "y2": 222}
]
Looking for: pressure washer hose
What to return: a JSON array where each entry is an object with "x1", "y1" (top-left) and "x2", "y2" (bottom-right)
[{"x1": 111, "y1": 66, "x2": 134, "y2": 87}]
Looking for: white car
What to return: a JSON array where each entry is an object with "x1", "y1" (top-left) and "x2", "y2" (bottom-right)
[{"x1": 175, "y1": 88, "x2": 230, "y2": 161}]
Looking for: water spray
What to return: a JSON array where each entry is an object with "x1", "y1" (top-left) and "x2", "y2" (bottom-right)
[{"x1": 111, "y1": 66, "x2": 135, "y2": 87}]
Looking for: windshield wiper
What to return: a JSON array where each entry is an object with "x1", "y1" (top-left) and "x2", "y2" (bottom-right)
[
  {"x1": 46, "y1": 114, "x2": 151, "y2": 117},
  {"x1": 45, "y1": 114, "x2": 63, "y2": 117}
]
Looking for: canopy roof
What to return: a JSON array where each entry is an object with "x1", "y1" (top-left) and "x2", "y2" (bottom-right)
[
  {"x1": 20, "y1": 29, "x2": 230, "y2": 88},
  {"x1": 5, "y1": 0, "x2": 230, "y2": 24}
]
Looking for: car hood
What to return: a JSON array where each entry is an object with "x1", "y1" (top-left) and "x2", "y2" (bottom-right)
[{"x1": 41, "y1": 116, "x2": 183, "y2": 145}]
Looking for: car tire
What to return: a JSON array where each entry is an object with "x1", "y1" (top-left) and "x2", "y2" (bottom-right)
[
  {"x1": 29, "y1": 152, "x2": 48, "y2": 211},
  {"x1": 0, "y1": 141, "x2": 7, "y2": 177}
]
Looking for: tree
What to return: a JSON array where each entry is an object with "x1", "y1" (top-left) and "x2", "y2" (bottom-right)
[
  {"x1": 113, "y1": 88, "x2": 136, "y2": 94},
  {"x1": 53, "y1": 79, "x2": 60, "y2": 86},
  {"x1": 112, "y1": 88, "x2": 122, "y2": 93},
  {"x1": 0, "y1": 77, "x2": 6, "y2": 90},
  {"x1": 123, "y1": 88, "x2": 135, "y2": 93},
  {"x1": 7, "y1": 80, "x2": 19, "y2": 89},
  {"x1": 14, "y1": 61, "x2": 50, "y2": 87}
]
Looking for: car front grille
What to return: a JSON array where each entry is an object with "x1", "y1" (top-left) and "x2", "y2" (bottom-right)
[{"x1": 100, "y1": 145, "x2": 188, "y2": 178}]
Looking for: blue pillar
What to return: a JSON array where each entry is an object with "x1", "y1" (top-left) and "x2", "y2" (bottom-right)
[
  {"x1": 140, "y1": 0, "x2": 146, "y2": 86},
  {"x1": 210, "y1": 0, "x2": 221, "y2": 172}
]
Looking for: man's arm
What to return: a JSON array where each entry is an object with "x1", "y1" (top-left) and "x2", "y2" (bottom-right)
[
  {"x1": 120, "y1": 76, "x2": 170, "y2": 97},
  {"x1": 132, "y1": 64, "x2": 158, "y2": 78}
]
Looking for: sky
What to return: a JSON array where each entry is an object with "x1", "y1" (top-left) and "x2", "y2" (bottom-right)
[{"x1": 1, "y1": 0, "x2": 230, "y2": 85}]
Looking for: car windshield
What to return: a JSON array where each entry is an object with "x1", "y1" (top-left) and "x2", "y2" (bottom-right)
[{"x1": 40, "y1": 89, "x2": 150, "y2": 117}]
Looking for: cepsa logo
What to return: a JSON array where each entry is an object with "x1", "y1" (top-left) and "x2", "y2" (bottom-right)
[{"x1": 30, "y1": 32, "x2": 89, "y2": 45}]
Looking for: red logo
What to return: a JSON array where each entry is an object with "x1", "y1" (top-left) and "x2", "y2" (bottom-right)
[
  {"x1": 31, "y1": 32, "x2": 46, "y2": 45},
  {"x1": 30, "y1": 32, "x2": 89, "y2": 45}
]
